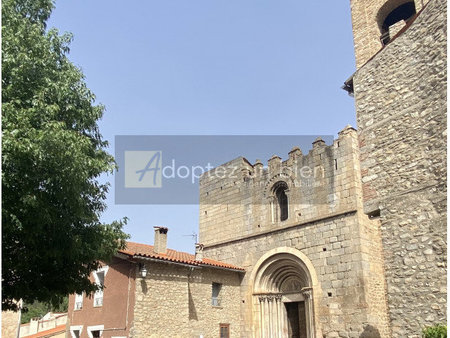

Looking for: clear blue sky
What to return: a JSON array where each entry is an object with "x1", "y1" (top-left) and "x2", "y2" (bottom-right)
[{"x1": 48, "y1": 0, "x2": 357, "y2": 253}]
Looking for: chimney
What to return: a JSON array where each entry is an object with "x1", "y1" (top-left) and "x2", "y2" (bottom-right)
[
  {"x1": 30, "y1": 318, "x2": 39, "y2": 334},
  {"x1": 153, "y1": 226, "x2": 168, "y2": 254},
  {"x1": 195, "y1": 243, "x2": 204, "y2": 262}
]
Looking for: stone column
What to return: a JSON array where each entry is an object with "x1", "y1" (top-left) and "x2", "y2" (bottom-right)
[
  {"x1": 275, "y1": 295, "x2": 283, "y2": 338},
  {"x1": 259, "y1": 297, "x2": 265, "y2": 338},
  {"x1": 282, "y1": 301, "x2": 288, "y2": 337},
  {"x1": 259, "y1": 294, "x2": 289, "y2": 337},
  {"x1": 267, "y1": 296, "x2": 274, "y2": 336},
  {"x1": 269, "y1": 197, "x2": 275, "y2": 224},
  {"x1": 302, "y1": 289, "x2": 314, "y2": 338},
  {"x1": 284, "y1": 189, "x2": 292, "y2": 221},
  {"x1": 262, "y1": 297, "x2": 268, "y2": 338}
]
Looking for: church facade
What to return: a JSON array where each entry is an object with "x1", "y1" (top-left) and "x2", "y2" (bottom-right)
[
  {"x1": 199, "y1": 127, "x2": 391, "y2": 337},
  {"x1": 199, "y1": 0, "x2": 447, "y2": 336}
]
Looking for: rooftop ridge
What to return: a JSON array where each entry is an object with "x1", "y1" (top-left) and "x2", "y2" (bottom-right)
[{"x1": 118, "y1": 241, "x2": 244, "y2": 271}]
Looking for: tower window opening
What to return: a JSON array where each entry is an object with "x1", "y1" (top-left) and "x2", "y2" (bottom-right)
[
  {"x1": 273, "y1": 182, "x2": 289, "y2": 222},
  {"x1": 380, "y1": 2, "x2": 416, "y2": 45}
]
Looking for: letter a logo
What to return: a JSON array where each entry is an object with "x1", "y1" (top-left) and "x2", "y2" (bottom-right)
[
  {"x1": 125, "y1": 151, "x2": 162, "y2": 188},
  {"x1": 136, "y1": 151, "x2": 161, "y2": 185}
]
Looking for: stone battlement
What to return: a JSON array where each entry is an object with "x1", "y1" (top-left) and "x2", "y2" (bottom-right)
[{"x1": 199, "y1": 125, "x2": 364, "y2": 247}]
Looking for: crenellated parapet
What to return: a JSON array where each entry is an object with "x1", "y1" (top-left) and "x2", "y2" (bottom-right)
[{"x1": 199, "y1": 125, "x2": 362, "y2": 247}]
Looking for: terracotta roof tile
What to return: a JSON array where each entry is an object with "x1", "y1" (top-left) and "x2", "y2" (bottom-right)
[
  {"x1": 25, "y1": 324, "x2": 66, "y2": 338},
  {"x1": 119, "y1": 241, "x2": 244, "y2": 271}
]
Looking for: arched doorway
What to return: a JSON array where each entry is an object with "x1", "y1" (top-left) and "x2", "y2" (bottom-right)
[{"x1": 252, "y1": 249, "x2": 317, "y2": 338}]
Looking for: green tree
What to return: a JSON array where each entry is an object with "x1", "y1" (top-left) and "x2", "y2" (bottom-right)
[
  {"x1": 21, "y1": 297, "x2": 68, "y2": 324},
  {"x1": 2, "y1": 0, "x2": 129, "y2": 311}
]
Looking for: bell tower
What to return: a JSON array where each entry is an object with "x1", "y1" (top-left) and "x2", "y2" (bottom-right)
[
  {"x1": 347, "y1": 0, "x2": 447, "y2": 334},
  {"x1": 349, "y1": 0, "x2": 425, "y2": 68}
]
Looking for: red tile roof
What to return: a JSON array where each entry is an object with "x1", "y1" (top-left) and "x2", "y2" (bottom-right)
[
  {"x1": 25, "y1": 324, "x2": 65, "y2": 338},
  {"x1": 118, "y1": 241, "x2": 244, "y2": 271}
]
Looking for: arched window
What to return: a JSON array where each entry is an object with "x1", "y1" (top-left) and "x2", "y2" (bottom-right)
[
  {"x1": 379, "y1": 2, "x2": 416, "y2": 45},
  {"x1": 273, "y1": 182, "x2": 288, "y2": 222}
]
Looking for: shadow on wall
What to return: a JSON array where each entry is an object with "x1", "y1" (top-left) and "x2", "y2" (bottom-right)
[
  {"x1": 188, "y1": 283, "x2": 198, "y2": 320},
  {"x1": 360, "y1": 325, "x2": 381, "y2": 338}
]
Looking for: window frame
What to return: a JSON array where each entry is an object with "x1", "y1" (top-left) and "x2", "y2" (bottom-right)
[
  {"x1": 219, "y1": 323, "x2": 230, "y2": 338},
  {"x1": 93, "y1": 266, "x2": 109, "y2": 307},
  {"x1": 70, "y1": 325, "x2": 83, "y2": 338},
  {"x1": 87, "y1": 325, "x2": 104, "y2": 338},
  {"x1": 74, "y1": 292, "x2": 83, "y2": 310},
  {"x1": 272, "y1": 181, "x2": 289, "y2": 222},
  {"x1": 211, "y1": 282, "x2": 222, "y2": 307}
]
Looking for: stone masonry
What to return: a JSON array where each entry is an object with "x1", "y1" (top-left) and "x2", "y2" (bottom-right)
[
  {"x1": 349, "y1": 0, "x2": 425, "y2": 68},
  {"x1": 199, "y1": 126, "x2": 391, "y2": 337},
  {"x1": 1, "y1": 310, "x2": 20, "y2": 338},
  {"x1": 351, "y1": 0, "x2": 447, "y2": 335},
  {"x1": 132, "y1": 261, "x2": 242, "y2": 338}
]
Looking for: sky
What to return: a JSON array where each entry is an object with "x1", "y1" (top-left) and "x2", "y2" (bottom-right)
[{"x1": 48, "y1": 0, "x2": 357, "y2": 253}]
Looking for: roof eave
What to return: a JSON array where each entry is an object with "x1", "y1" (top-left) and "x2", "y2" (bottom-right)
[{"x1": 133, "y1": 254, "x2": 245, "y2": 273}]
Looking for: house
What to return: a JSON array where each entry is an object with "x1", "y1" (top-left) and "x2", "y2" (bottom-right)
[
  {"x1": 19, "y1": 312, "x2": 67, "y2": 338},
  {"x1": 67, "y1": 227, "x2": 244, "y2": 338},
  {"x1": 1, "y1": 309, "x2": 67, "y2": 338}
]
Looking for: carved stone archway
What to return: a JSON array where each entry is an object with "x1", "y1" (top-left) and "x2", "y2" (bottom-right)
[{"x1": 251, "y1": 248, "x2": 319, "y2": 338}]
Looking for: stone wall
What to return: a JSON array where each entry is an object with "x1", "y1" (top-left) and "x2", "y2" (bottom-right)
[
  {"x1": 200, "y1": 128, "x2": 391, "y2": 337},
  {"x1": 352, "y1": 0, "x2": 447, "y2": 335},
  {"x1": 200, "y1": 126, "x2": 364, "y2": 247},
  {"x1": 2, "y1": 310, "x2": 20, "y2": 338},
  {"x1": 203, "y1": 212, "x2": 390, "y2": 337},
  {"x1": 349, "y1": 0, "x2": 426, "y2": 68},
  {"x1": 132, "y1": 261, "x2": 241, "y2": 338}
]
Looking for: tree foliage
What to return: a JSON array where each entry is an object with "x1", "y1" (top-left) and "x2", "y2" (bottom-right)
[
  {"x1": 2, "y1": 0, "x2": 129, "y2": 310},
  {"x1": 21, "y1": 297, "x2": 68, "y2": 324}
]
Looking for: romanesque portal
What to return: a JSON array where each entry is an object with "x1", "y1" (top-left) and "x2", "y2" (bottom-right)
[{"x1": 253, "y1": 252, "x2": 315, "y2": 338}]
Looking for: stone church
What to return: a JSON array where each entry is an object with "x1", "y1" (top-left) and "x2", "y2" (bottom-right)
[
  {"x1": 31, "y1": 0, "x2": 449, "y2": 337},
  {"x1": 6, "y1": 0, "x2": 444, "y2": 337},
  {"x1": 198, "y1": 0, "x2": 447, "y2": 336}
]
